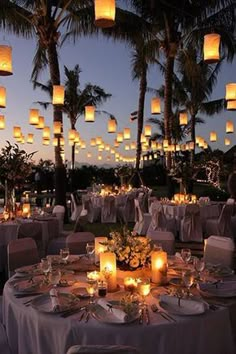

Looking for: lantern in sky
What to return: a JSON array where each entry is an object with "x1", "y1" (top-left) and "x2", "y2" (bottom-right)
[
  {"x1": 29, "y1": 109, "x2": 39, "y2": 125},
  {"x1": 53, "y1": 121, "x2": 62, "y2": 135},
  {"x1": 68, "y1": 129, "x2": 76, "y2": 141},
  {"x1": 96, "y1": 136, "x2": 102, "y2": 145},
  {"x1": 117, "y1": 132, "x2": 123, "y2": 143},
  {"x1": 13, "y1": 126, "x2": 21, "y2": 138},
  {"x1": 203, "y1": 33, "x2": 220, "y2": 63},
  {"x1": 0, "y1": 45, "x2": 13, "y2": 76},
  {"x1": 27, "y1": 133, "x2": 34, "y2": 144},
  {"x1": 123, "y1": 127, "x2": 131, "y2": 140},
  {"x1": 43, "y1": 126, "x2": 50, "y2": 140},
  {"x1": 0, "y1": 86, "x2": 6, "y2": 108},
  {"x1": 36, "y1": 116, "x2": 45, "y2": 129},
  {"x1": 43, "y1": 138, "x2": 50, "y2": 146},
  {"x1": 225, "y1": 138, "x2": 231, "y2": 146},
  {"x1": 85, "y1": 106, "x2": 95, "y2": 122},
  {"x1": 90, "y1": 138, "x2": 96, "y2": 146},
  {"x1": 225, "y1": 83, "x2": 236, "y2": 101},
  {"x1": 210, "y1": 131, "x2": 217, "y2": 142},
  {"x1": 151, "y1": 97, "x2": 161, "y2": 114},
  {"x1": 144, "y1": 125, "x2": 152, "y2": 137},
  {"x1": 179, "y1": 111, "x2": 188, "y2": 125},
  {"x1": 52, "y1": 85, "x2": 65, "y2": 105},
  {"x1": 107, "y1": 118, "x2": 117, "y2": 133},
  {"x1": 0, "y1": 115, "x2": 5, "y2": 129},
  {"x1": 227, "y1": 100, "x2": 236, "y2": 110},
  {"x1": 94, "y1": 0, "x2": 116, "y2": 28},
  {"x1": 226, "y1": 120, "x2": 234, "y2": 134}
]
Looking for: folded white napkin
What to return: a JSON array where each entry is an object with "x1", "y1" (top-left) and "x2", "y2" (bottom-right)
[
  {"x1": 160, "y1": 294, "x2": 207, "y2": 314},
  {"x1": 49, "y1": 288, "x2": 60, "y2": 312},
  {"x1": 97, "y1": 299, "x2": 128, "y2": 322}
]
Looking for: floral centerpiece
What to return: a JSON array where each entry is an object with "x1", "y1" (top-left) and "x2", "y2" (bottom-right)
[{"x1": 106, "y1": 228, "x2": 153, "y2": 270}]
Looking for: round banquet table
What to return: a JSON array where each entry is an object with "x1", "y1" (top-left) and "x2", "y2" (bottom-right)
[{"x1": 2, "y1": 273, "x2": 236, "y2": 354}]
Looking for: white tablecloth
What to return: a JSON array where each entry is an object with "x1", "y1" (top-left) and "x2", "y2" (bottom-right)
[{"x1": 3, "y1": 279, "x2": 235, "y2": 354}]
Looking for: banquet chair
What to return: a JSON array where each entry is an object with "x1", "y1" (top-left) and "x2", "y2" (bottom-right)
[
  {"x1": 71, "y1": 192, "x2": 82, "y2": 222},
  {"x1": 179, "y1": 204, "x2": 203, "y2": 242},
  {"x1": 82, "y1": 196, "x2": 101, "y2": 223},
  {"x1": 133, "y1": 199, "x2": 151, "y2": 235},
  {"x1": 66, "y1": 232, "x2": 95, "y2": 254},
  {"x1": 17, "y1": 221, "x2": 43, "y2": 256},
  {"x1": 117, "y1": 193, "x2": 136, "y2": 224},
  {"x1": 226, "y1": 198, "x2": 235, "y2": 205},
  {"x1": 0, "y1": 323, "x2": 11, "y2": 354},
  {"x1": 101, "y1": 196, "x2": 116, "y2": 223},
  {"x1": 66, "y1": 345, "x2": 141, "y2": 354},
  {"x1": 204, "y1": 236, "x2": 235, "y2": 268},
  {"x1": 53, "y1": 205, "x2": 65, "y2": 233},
  {"x1": 7, "y1": 237, "x2": 40, "y2": 278},
  {"x1": 146, "y1": 230, "x2": 175, "y2": 255},
  {"x1": 205, "y1": 204, "x2": 234, "y2": 238},
  {"x1": 146, "y1": 202, "x2": 176, "y2": 237}
]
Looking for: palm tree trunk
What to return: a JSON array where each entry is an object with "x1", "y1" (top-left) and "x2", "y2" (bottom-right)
[
  {"x1": 190, "y1": 114, "x2": 196, "y2": 167},
  {"x1": 135, "y1": 66, "x2": 147, "y2": 172},
  {"x1": 71, "y1": 122, "x2": 76, "y2": 171},
  {"x1": 47, "y1": 42, "x2": 67, "y2": 210}
]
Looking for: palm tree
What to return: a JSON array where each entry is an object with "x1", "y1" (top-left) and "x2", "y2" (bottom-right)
[
  {"x1": 34, "y1": 64, "x2": 111, "y2": 171},
  {"x1": 0, "y1": 0, "x2": 95, "y2": 209}
]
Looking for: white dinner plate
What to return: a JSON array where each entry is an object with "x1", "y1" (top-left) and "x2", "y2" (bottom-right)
[
  {"x1": 15, "y1": 263, "x2": 43, "y2": 276},
  {"x1": 159, "y1": 299, "x2": 206, "y2": 316},
  {"x1": 31, "y1": 292, "x2": 80, "y2": 314},
  {"x1": 91, "y1": 301, "x2": 139, "y2": 324},
  {"x1": 199, "y1": 282, "x2": 236, "y2": 298}
]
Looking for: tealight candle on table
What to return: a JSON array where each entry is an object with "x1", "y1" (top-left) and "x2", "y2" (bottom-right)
[
  {"x1": 100, "y1": 251, "x2": 117, "y2": 292},
  {"x1": 95, "y1": 237, "x2": 108, "y2": 264},
  {"x1": 151, "y1": 250, "x2": 168, "y2": 285}
]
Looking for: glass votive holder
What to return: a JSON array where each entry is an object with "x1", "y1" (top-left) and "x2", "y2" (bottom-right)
[
  {"x1": 98, "y1": 280, "x2": 107, "y2": 297},
  {"x1": 123, "y1": 277, "x2": 138, "y2": 293}
]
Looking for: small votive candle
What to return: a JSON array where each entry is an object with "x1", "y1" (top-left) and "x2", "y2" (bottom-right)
[
  {"x1": 87, "y1": 271, "x2": 100, "y2": 281},
  {"x1": 151, "y1": 250, "x2": 168, "y2": 285},
  {"x1": 137, "y1": 278, "x2": 151, "y2": 297},
  {"x1": 100, "y1": 252, "x2": 117, "y2": 292},
  {"x1": 22, "y1": 203, "x2": 30, "y2": 217},
  {"x1": 124, "y1": 277, "x2": 138, "y2": 293},
  {"x1": 95, "y1": 237, "x2": 108, "y2": 264}
]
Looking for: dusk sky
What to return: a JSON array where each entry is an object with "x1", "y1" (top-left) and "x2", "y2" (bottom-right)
[{"x1": 1, "y1": 30, "x2": 236, "y2": 166}]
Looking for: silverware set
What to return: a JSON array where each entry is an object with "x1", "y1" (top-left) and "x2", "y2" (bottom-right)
[
  {"x1": 139, "y1": 305, "x2": 150, "y2": 325},
  {"x1": 150, "y1": 304, "x2": 176, "y2": 322}
]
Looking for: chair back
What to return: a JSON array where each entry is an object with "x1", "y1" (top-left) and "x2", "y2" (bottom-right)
[
  {"x1": 146, "y1": 230, "x2": 175, "y2": 255},
  {"x1": 134, "y1": 199, "x2": 143, "y2": 223},
  {"x1": 101, "y1": 196, "x2": 116, "y2": 223},
  {"x1": 181, "y1": 204, "x2": 202, "y2": 242},
  {"x1": 124, "y1": 194, "x2": 135, "y2": 222},
  {"x1": 66, "y1": 232, "x2": 95, "y2": 254},
  {"x1": 150, "y1": 202, "x2": 167, "y2": 231},
  {"x1": 218, "y1": 204, "x2": 234, "y2": 237},
  {"x1": 17, "y1": 221, "x2": 42, "y2": 241},
  {"x1": 52, "y1": 205, "x2": 65, "y2": 232},
  {"x1": 226, "y1": 198, "x2": 235, "y2": 205},
  {"x1": 66, "y1": 345, "x2": 141, "y2": 354},
  {"x1": 204, "y1": 235, "x2": 235, "y2": 268},
  {"x1": 7, "y1": 237, "x2": 39, "y2": 277}
]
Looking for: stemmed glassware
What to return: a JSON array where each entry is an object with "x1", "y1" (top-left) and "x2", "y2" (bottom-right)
[
  {"x1": 181, "y1": 248, "x2": 192, "y2": 265},
  {"x1": 193, "y1": 257, "x2": 205, "y2": 281},
  {"x1": 182, "y1": 270, "x2": 194, "y2": 297},
  {"x1": 86, "y1": 242, "x2": 95, "y2": 264},
  {"x1": 137, "y1": 278, "x2": 151, "y2": 305},
  {"x1": 60, "y1": 248, "x2": 70, "y2": 264},
  {"x1": 40, "y1": 258, "x2": 51, "y2": 281},
  {"x1": 49, "y1": 269, "x2": 61, "y2": 288},
  {"x1": 86, "y1": 280, "x2": 98, "y2": 303}
]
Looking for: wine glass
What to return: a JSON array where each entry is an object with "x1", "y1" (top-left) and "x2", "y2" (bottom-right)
[
  {"x1": 181, "y1": 248, "x2": 192, "y2": 265},
  {"x1": 60, "y1": 248, "x2": 70, "y2": 264},
  {"x1": 86, "y1": 280, "x2": 98, "y2": 303},
  {"x1": 137, "y1": 278, "x2": 151, "y2": 305},
  {"x1": 182, "y1": 270, "x2": 194, "y2": 297},
  {"x1": 49, "y1": 269, "x2": 61, "y2": 288},
  {"x1": 40, "y1": 258, "x2": 51, "y2": 280},
  {"x1": 86, "y1": 242, "x2": 95, "y2": 264},
  {"x1": 193, "y1": 257, "x2": 205, "y2": 280}
]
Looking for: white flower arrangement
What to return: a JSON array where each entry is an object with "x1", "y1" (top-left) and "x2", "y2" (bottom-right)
[{"x1": 107, "y1": 228, "x2": 153, "y2": 270}]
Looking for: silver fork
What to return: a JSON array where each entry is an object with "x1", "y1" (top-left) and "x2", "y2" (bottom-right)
[{"x1": 151, "y1": 304, "x2": 176, "y2": 322}]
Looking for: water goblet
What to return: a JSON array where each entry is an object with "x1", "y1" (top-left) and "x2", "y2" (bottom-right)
[
  {"x1": 182, "y1": 270, "x2": 194, "y2": 297},
  {"x1": 60, "y1": 248, "x2": 70, "y2": 264},
  {"x1": 86, "y1": 242, "x2": 95, "y2": 264},
  {"x1": 86, "y1": 280, "x2": 98, "y2": 304},
  {"x1": 193, "y1": 257, "x2": 205, "y2": 280},
  {"x1": 49, "y1": 269, "x2": 61, "y2": 288},
  {"x1": 181, "y1": 248, "x2": 192, "y2": 265},
  {"x1": 40, "y1": 258, "x2": 51, "y2": 281},
  {"x1": 137, "y1": 278, "x2": 151, "y2": 305}
]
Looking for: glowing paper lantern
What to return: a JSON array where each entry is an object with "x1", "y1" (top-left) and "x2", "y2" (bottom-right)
[
  {"x1": 36, "y1": 116, "x2": 45, "y2": 129},
  {"x1": 179, "y1": 111, "x2": 188, "y2": 125},
  {"x1": 13, "y1": 126, "x2": 21, "y2": 138},
  {"x1": 98, "y1": 154, "x2": 102, "y2": 160},
  {"x1": 125, "y1": 144, "x2": 130, "y2": 151},
  {"x1": 131, "y1": 141, "x2": 136, "y2": 150},
  {"x1": 87, "y1": 152, "x2": 92, "y2": 158},
  {"x1": 0, "y1": 86, "x2": 6, "y2": 108},
  {"x1": 81, "y1": 141, "x2": 86, "y2": 149},
  {"x1": 90, "y1": 138, "x2": 96, "y2": 146},
  {"x1": 163, "y1": 139, "x2": 168, "y2": 148},
  {"x1": 107, "y1": 118, "x2": 117, "y2": 133},
  {"x1": 96, "y1": 136, "x2": 102, "y2": 145},
  {"x1": 29, "y1": 109, "x2": 39, "y2": 125},
  {"x1": 225, "y1": 138, "x2": 231, "y2": 146},
  {"x1": 123, "y1": 128, "x2": 131, "y2": 140},
  {"x1": 68, "y1": 129, "x2": 76, "y2": 141},
  {"x1": 53, "y1": 121, "x2": 62, "y2": 135},
  {"x1": 227, "y1": 100, "x2": 236, "y2": 110},
  {"x1": 53, "y1": 138, "x2": 58, "y2": 146},
  {"x1": 60, "y1": 137, "x2": 65, "y2": 146},
  {"x1": 94, "y1": 0, "x2": 115, "y2": 28},
  {"x1": 226, "y1": 120, "x2": 234, "y2": 134},
  {"x1": 85, "y1": 106, "x2": 95, "y2": 122},
  {"x1": 144, "y1": 125, "x2": 152, "y2": 137},
  {"x1": 203, "y1": 142, "x2": 208, "y2": 149},
  {"x1": 114, "y1": 139, "x2": 119, "y2": 148},
  {"x1": 189, "y1": 141, "x2": 194, "y2": 150},
  {"x1": 210, "y1": 131, "x2": 217, "y2": 142},
  {"x1": 52, "y1": 85, "x2": 64, "y2": 105},
  {"x1": 0, "y1": 45, "x2": 12, "y2": 76},
  {"x1": 0, "y1": 115, "x2": 5, "y2": 129},
  {"x1": 43, "y1": 138, "x2": 50, "y2": 146},
  {"x1": 151, "y1": 97, "x2": 161, "y2": 114},
  {"x1": 203, "y1": 33, "x2": 220, "y2": 63},
  {"x1": 27, "y1": 133, "x2": 34, "y2": 144},
  {"x1": 43, "y1": 126, "x2": 50, "y2": 140},
  {"x1": 225, "y1": 83, "x2": 236, "y2": 101},
  {"x1": 117, "y1": 132, "x2": 123, "y2": 143}
]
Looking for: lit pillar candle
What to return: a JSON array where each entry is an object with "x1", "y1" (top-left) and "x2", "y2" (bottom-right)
[
  {"x1": 151, "y1": 250, "x2": 168, "y2": 285},
  {"x1": 95, "y1": 237, "x2": 108, "y2": 264},
  {"x1": 100, "y1": 252, "x2": 117, "y2": 292},
  {"x1": 22, "y1": 203, "x2": 30, "y2": 217}
]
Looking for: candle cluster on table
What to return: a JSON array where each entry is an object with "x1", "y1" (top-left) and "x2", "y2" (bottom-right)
[
  {"x1": 22, "y1": 203, "x2": 31, "y2": 218},
  {"x1": 151, "y1": 250, "x2": 168, "y2": 285},
  {"x1": 100, "y1": 251, "x2": 117, "y2": 292},
  {"x1": 173, "y1": 193, "x2": 197, "y2": 204},
  {"x1": 94, "y1": 237, "x2": 108, "y2": 264}
]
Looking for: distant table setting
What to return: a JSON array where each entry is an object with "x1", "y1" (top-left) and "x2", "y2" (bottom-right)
[{"x1": 3, "y1": 249, "x2": 236, "y2": 354}]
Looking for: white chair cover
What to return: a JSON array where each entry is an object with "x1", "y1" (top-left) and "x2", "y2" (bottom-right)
[
  {"x1": 53, "y1": 205, "x2": 65, "y2": 233},
  {"x1": 81, "y1": 196, "x2": 100, "y2": 223},
  {"x1": 101, "y1": 196, "x2": 116, "y2": 223},
  {"x1": 66, "y1": 345, "x2": 141, "y2": 354},
  {"x1": 204, "y1": 236, "x2": 235, "y2": 268},
  {"x1": 66, "y1": 232, "x2": 95, "y2": 254},
  {"x1": 205, "y1": 204, "x2": 234, "y2": 238},
  {"x1": 146, "y1": 230, "x2": 175, "y2": 255},
  {"x1": 117, "y1": 194, "x2": 135, "y2": 224},
  {"x1": 226, "y1": 198, "x2": 235, "y2": 205},
  {"x1": 71, "y1": 192, "x2": 82, "y2": 222},
  {"x1": 0, "y1": 323, "x2": 11, "y2": 354},
  {"x1": 17, "y1": 221, "x2": 43, "y2": 257},
  {"x1": 7, "y1": 237, "x2": 39, "y2": 278},
  {"x1": 180, "y1": 204, "x2": 203, "y2": 242},
  {"x1": 133, "y1": 199, "x2": 151, "y2": 235},
  {"x1": 147, "y1": 202, "x2": 176, "y2": 237}
]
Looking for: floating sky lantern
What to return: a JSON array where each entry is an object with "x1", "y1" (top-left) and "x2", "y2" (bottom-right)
[
  {"x1": 107, "y1": 118, "x2": 117, "y2": 133},
  {"x1": 52, "y1": 85, "x2": 65, "y2": 105},
  {"x1": 85, "y1": 106, "x2": 95, "y2": 122},
  {"x1": 210, "y1": 131, "x2": 217, "y2": 142},
  {"x1": 0, "y1": 115, "x2": 5, "y2": 129},
  {"x1": 29, "y1": 109, "x2": 39, "y2": 125},
  {"x1": 0, "y1": 45, "x2": 13, "y2": 76},
  {"x1": 94, "y1": 0, "x2": 116, "y2": 28},
  {"x1": 226, "y1": 120, "x2": 234, "y2": 134},
  {"x1": 203, "y1": 33, "x2": 220, "y2": 63},
  {"x1": 151, "y1": 97, "x2": 161, "y2": 114},
  {"x1": 225, "y1": 83, "x2": 236, "y2": 101},
  {"x1": 179, "y1": 111, "x2": 188, "y2": 125},
  {"x1": 0, "y1": 86, "x2": 6, "y2": 108}
]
